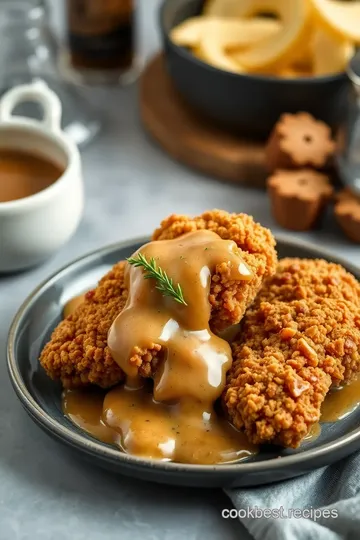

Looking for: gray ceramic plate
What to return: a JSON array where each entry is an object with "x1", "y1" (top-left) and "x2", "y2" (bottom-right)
[{"x1": 7, "y1": 236, "x2": 360, "y2": 488}]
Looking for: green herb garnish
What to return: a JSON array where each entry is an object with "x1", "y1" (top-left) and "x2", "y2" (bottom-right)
[{"x1": 127, "y1": 253, "x2": 187, "y2": 306}]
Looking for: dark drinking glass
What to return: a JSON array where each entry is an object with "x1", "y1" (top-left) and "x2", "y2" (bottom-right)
[
  {"x1": 66, "y1": 0, "x2": 139, "y2": 85},
  {"x1": 0, "y1": 0, "x2": 100, "y2": 147}
]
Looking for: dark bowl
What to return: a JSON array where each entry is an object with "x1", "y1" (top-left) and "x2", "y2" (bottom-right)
[{"x1": 159, "y1": 0, "x2": 349, "y2": 138}]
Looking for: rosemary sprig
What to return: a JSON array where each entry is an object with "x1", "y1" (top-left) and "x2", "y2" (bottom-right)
[{"x1": 127, "y1": 253, "x2": 187, "y2": 306}]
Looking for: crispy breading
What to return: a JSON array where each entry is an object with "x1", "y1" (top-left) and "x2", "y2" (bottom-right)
[
  {"x1": 129, "y1": 210, "x2": 277, "y2": 377},
  {"x1": 258, "y1": 258, "x2": 360, "y2": 305},
  {"x1": 223, "y1": 259, "x2": 360, "y2": 449},
  {"x1": 40, "y1": 210, "x2": 277, "y2": 388},
  {"x1": 153, "y1": 210, "x2": 277, "y2": 332},
  {"x1": 40, "y1": 262, "x2": 128, "y2": 388}
]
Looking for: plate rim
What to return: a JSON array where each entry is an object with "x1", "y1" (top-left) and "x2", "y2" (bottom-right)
[{"x1": 7, "y1": 233, "x2": 360, "y2": 477}]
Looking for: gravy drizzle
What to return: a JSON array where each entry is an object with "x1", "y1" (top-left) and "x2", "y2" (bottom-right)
[
  {"x1": 63, "y1": 230, "x2": 258, "y2": 464},
  {"x1": 108, "y1": 230, "x2": 253, "y2": 403}
]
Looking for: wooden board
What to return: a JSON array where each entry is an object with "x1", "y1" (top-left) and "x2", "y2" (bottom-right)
[{"x1": 140, "y1": 54, "x2": 266, "y2": 187}]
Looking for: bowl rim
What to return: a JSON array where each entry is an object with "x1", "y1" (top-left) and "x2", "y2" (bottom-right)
[
  {"x1": 6, "y1": 233, "x2": 360, "y2": 476},
  {"x1": 158, "y1": 0, "x2": 347, "y2": 85}
]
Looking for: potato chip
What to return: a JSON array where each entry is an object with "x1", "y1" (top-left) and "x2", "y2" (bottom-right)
[
  {"x1": 231, "y1": 0, "x2": 311, "y2": 70},
  {"x1": 311, "y1": 0, "x2": 360, "y2": 44},
  {"x1": 199, "y1": 37, "x2": 245, "y2": 73},
  {"x1": 171, "y1": 17, "x2": 281, "y2": 50},
  {"x1": 170, "y1": 16, "x2": 213, "y2": 48},
  {"x1": 312, "y1": 28, "x2": 355, "y2": 76},
  {"x1": 170, "y1": 0, "x2": 355, "y2": 78},
  {"x1": 199, "y1": 18, "x2": 282, "y2": 73},
  {"x1": 291, "y1": 19, "x2": 315, "y2": 69}
]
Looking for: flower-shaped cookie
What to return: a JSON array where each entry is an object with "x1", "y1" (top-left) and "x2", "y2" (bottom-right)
[
  {"x1": 265, "y1": 112, "x2": 336, "y2": 172},
  {"x1": 335, "y1": 190, "x2": 360, "y2": 243},
  {"x1": 267, "y1": 169, "x2": 334, "y2": 231}
]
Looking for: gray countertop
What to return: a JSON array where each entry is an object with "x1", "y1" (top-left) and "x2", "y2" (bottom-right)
[{"x1": 1, "y1": 1, "x2": 359, "y2": 538}]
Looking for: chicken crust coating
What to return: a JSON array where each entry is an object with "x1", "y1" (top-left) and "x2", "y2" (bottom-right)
[
  {"x1": 153, "y1": 210, "x2": 277, "y2": 332},
  {"x1": 258, "y1": 258, "x2": 360, "y2": 305},
  {"x1": 224, "y1": 292, "x2": 360, "y2": 448},
  {"x1": 40, "y1": 211, "x2": 277, "y2": 388},
  {"x1": 130, "y1": 210, "x2": 277, "y2": 378},
  {"x1": 40, "y1": 262, "x2": 128, "y2": 389}
]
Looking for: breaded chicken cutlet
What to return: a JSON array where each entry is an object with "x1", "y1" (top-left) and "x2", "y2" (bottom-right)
[
  {"x1": 224, "y1": 259, "x2": 360, "y2": 449},
  {"x1": 153, "y1": 210, "x2": 277, "y2": 332},
  {"x1": 40, "y1": 262, "x2": 128, "y2": 389},
  {"x1": 257, "y1": 258, "x2": 360, "y2": 305},
  {"x1": 40, "y1": 210, "x2": 277, "y2": 388}
]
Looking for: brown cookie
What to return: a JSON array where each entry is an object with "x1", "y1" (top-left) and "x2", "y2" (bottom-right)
[
  {"x1": 267, "y1": 169, "x2": 334, "y2": 231},
  {"x1": 265, "y1": 112, "x2": 336, "y2": 172},
  {"x1": 334, "y1": 189, "x2": 360, "y2": 243}
]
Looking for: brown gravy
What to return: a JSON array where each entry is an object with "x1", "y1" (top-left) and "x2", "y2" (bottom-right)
[
  {"x1": 304, "y1": 422, "x2": 321, "y2": 443},
  {"x1": 63, "y1": 383, "x2": 257, "y2": 464},
  {"x1": 63, "y1": 230, "x2": 258, "y2": 464},
  {"x1": 0, "y1": 149, "x2": 63, "y2": 203},
  {"x1": 303, "y1": 378, "x2": 360, "y2": 442},
  {"x1": 63, "y1": 388, "x2": 115, "y2": 445},
  {"x1": 321, "y1": 378, "x2": 360, "y2": 422},
  {"x1": 63, "y1": 378, "x2": 360, "y2": 459},
  {"x1": 108, "y1": 230, "x2": 252, "y2": 404}
]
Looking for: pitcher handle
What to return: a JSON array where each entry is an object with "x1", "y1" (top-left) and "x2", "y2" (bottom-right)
[{"x1": 0, "y1": 80, "x2": 62, "y2": 133}]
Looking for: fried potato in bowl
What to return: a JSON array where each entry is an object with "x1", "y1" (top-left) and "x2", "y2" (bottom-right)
[{"x1": 160, "y1": 0, "x2": 348, "y2": 137}]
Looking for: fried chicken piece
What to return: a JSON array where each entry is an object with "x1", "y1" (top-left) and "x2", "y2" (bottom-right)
[
  {"x1": 258, "y1": 258, "x2": 360, "y2": 305},
  {"x1": 153, "y1": 210, "x2": 277, "y2": 332},
  {"x1": 224, "y1": 297, "x2": 360, "y2": 448},
  {"x1": 40, "y1": 262, "x2": 128, "y2": 388},
  {"x1": 129, "y1": 210, "x2": 277, "y2": 378},
  {"x1": 41, "y1": 210, "x2": 276, "y2": 388}
]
